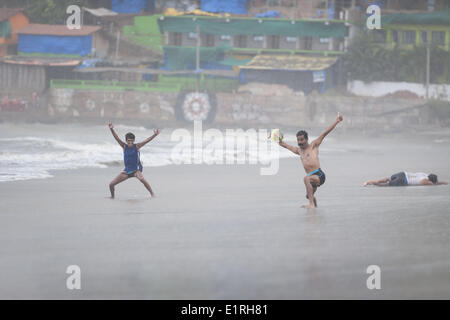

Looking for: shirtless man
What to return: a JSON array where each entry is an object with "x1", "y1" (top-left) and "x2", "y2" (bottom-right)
[{"x1": 279, "y1": 113, "x2": 343, "y2": 208}]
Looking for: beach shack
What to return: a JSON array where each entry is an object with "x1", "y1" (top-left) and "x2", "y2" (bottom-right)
[{"x1": 16, "y1": 24, "x2": 103, "y2": 57}]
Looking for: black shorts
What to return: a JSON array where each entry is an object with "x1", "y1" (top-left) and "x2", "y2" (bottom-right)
[
  {"x1": 309, "y1": 168, "x2": 326, "y2": 187},
  {"x1": 127, "y1": 171, "x2": 137, "y2": 178},
  {"x1": 389, "y1": 172, "x2": 407, "y2": 186}
]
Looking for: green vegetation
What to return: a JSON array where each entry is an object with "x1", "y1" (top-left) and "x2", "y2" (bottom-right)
[
  {"x1": 343, "y1": 34, "x2": 450, "y2": 84},
  {"x1": 4, "y1": 0, "x2": 100, "y2": 24},
  {"x1": 123, "y1": 15, "x2": 164, "y2": 54}
]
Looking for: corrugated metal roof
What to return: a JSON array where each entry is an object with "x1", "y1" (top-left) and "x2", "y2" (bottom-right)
[
  {"x1": 239, "y1": 54, "x2": 338, "y2": 71},
  {"x1": 82, "y1": 7, "x2": 118, "y2": 17},
  {"x1": 16, "y1": 24, "x2": 101, "y2": 36},
  {"x1": 1, "y1": 57, "x2": 81, "y2": 66}
]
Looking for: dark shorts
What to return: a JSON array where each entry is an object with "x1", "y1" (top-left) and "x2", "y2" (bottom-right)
[
  {"x1": 389, "y1": 172, "x2": 407, "y2": 186},
  {"x1": 123, "y1": 169, "x2": 142, "y2": 178},
  {"x1": 127, "y1": 171, "x2": 137, "y2": 178},
  {"x1": 308, "y1": 168, "x2": 326, "y2": 187}
]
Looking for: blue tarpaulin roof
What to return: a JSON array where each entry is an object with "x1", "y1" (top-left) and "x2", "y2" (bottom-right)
[
  {"x1": 201, "y1": 0, "x2": 248, "y2": 15},
  {"x1": 18, "y1": 34, "x2": 93, "y2": 56},
  {"x1": 254, "y1": 10, "x2": 281, "y2": 18},
  {"x1": 111, "y1": 0, "x2": 148, "y2": 14}
]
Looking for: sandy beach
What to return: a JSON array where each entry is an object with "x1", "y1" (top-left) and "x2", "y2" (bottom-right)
[{"x1": 1, "y1": 126, "x2": 450, "y2": 299}]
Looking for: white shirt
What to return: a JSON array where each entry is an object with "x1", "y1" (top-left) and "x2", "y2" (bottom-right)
[{"x1": 405, "y1": 172, "x2": 429, "y2": 185}]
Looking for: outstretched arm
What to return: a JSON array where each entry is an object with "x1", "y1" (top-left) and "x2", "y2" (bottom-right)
[
  {"x1": 437, "y1": 181, "x2": 448, "y2": 185},
  {"x1": 108, "y1": 122, "x2": 125, "y2": 148},
  {"x1": 137, "y1": 129, "x2": 160, "y2": 150},
  {"x1": 279, "y1": 141, "x2": 300, "y2": 155},
  {"x1": 312, "y1": 112, "x2": 343, "y2": 148},
  {"x1": 363, "y1": 177, "x2": 390, "y2": 186}
]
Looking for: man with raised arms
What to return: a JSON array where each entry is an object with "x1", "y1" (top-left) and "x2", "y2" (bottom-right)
[{"x1": 279, "y1": 113, "x2": 343, "y2": 208}]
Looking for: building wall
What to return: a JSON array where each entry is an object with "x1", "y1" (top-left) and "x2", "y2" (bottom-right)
[
  {"x1": 18, "y1": 34, "x2": 93, "y2": 56},
  {"x1": 385, "y1": 24, "x2": 450, "y2": 51},
  {"x1": 279, "y1": 36, "x2": 298, "y2": 50},
  {"x1": 0, "y1": 13, "x2": 29, "y2": 46},
  {"x1": 167, "y1": 31, "x2": 343, "y2": 52},
  {"x1": 348, "y1": 80, "x2": 450, "y2": 101},
  {"x1": 92, "y1": 32, "x2": 110, "y2": 58},
  {"x1": 0, "y1": 63, "x2": 46, "y2": 92}
]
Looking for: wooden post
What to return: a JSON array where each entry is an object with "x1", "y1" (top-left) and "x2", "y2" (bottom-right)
[
  {"x1": 196, "y1": 25, "x2": 200, "y2": 92},
  {"x1": 196, "y1": 25, "x2": 200, "y2": 71},
  {"x1": 115, "y1": 30, "x2": 120, "y2": 60},
  {"x1": 426, "y1": 39, "x2": 430, "y2": 100}
]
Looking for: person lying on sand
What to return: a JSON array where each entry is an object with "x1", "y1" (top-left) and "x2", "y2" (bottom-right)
[
  {"x1": 363, "y1": 172, "x2": 447, "y2": 187},
  {"x1": 279, "y1": 112, "x2": 344, "y2": 208},
  {"x1": 108, "y1": 122, "x2": 160, "y2": 198}
]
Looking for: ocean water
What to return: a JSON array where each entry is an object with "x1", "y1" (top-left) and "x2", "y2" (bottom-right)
[{"x1": 0, "y1": 122, "x2": 305, "y2": 182}]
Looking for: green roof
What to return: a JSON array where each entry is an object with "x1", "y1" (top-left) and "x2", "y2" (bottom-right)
[
  {"x1": 158, "y1": 15, "x2": 347, "y2": 38},
  {"x1": 381, "y1": 11, "x2": 450, "y2": 26}
]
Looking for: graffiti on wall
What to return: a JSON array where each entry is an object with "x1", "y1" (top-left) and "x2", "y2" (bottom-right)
[{"x1": 49, "y1": 88, "x2": 177, "y2": 120}]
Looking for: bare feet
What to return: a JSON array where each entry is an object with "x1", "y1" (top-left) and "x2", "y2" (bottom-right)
[
  {"x1": 301, "y1": 203, "x2": 317, "y2": 209},
  {"x1": 306, "y1": 195, "x2": 318, "y2": 207}
]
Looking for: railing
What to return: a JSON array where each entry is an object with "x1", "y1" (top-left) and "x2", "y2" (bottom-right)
[
  {"x1": 158, "y1": 75, "x2": 239, "y2": 92},
  {"x1": 50, "y1": 76, "x2": 238, "y2": 93},
  {"x1": 50, "y1": 79, "x2": 181, "y2": 93}
]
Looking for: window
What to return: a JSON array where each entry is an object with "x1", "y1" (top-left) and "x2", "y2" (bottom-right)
[
  {"x1": 286, "y1": 36, "x2": 297, "y2": 43},
  {"x1": 253, "y1": 35, "x2": 264, "y2": 42},
  {"x1": 221, "y1": 35, "x2": 231, "y2": 41},
  {"x1": 203, "y1": 34, "x2": 215, "y2": 47},
  {"x1": 188, "y1": 32, "x2": 198, "y2": 39},
  {"x1": 432, "y1": 31, "x2": 445, "y2": 45},
  {"x1": 391, "y1": 30, "x2": 399, "y2": 44},
  {"x1": 169, "y1": 32, "x2": 182, "y2": 46},
  {"x1": 234, "y1": 35, "x2": 247, "y2": 48},
  {"x1": 402, "y1": 30, "x2": 416, "y2": 44},
  {"x1": 304, "y1": 37, "x2": 312, "y2": 50},
  {"x1": 267, "y1": 35, "x2": 280, "y2": 49},
  {"x1": 372, "y1": 30, "x2": 386, "y2": 43},
  {"x1": 319, "y1": 38, "x2": 330, "y2": 43},
  {"x1": 421, "y1": 31, "x2": 428, "y2": 44}
]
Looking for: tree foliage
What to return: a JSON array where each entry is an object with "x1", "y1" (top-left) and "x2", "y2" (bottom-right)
[
  {"x1": 3, "y1": 0, "x2": 102, "y2": 24},
  {"x1": 343, "y1": 33, "x2": 450, "y2": 84}
]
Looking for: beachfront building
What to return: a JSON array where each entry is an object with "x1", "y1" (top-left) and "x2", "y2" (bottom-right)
[
  {"x1": 371, "y1": 11, "x2": 450, "y2": 51},
  {"x1": 0, "y1": 8, "x2": 29, "y2": 57},
  {"x1": 1, "y1": 24, "x2": 103, "y2": 93},
  {"x1": 157, "y1": 14, "x2": 348, "y2": 93},
  {"x1": 16, "y1": 24, "x2": 104, "y2": 57}
]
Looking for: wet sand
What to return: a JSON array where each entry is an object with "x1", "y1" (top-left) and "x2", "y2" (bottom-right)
[{"x1": 1, "y1": 133, "x2": 450, "y2": 299}]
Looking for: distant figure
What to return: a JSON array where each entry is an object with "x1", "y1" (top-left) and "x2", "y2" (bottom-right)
[
  {"x1": 363, "y1": 172, "x2": 448, "y2": 187},
  {"x1": 108, "y1": 122, "x2": 160, "y2": 198},
  {"x1": 279, "y1": 112, "x2": 344, "y2": 208}
]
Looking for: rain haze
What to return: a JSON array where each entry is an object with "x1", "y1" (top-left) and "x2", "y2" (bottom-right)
[{"x1": 1, "y1": 0, "x2": 450, "y2": 300}]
